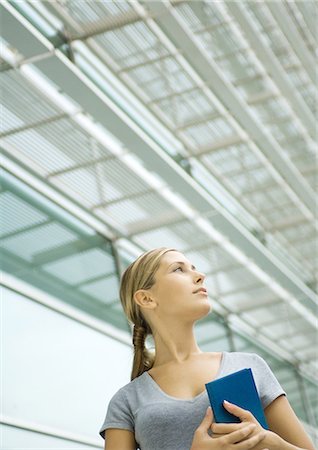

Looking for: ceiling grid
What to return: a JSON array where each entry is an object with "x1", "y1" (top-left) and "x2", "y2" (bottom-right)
[{"x1": 1, "y1": 0, "x2": 317, "y2": 396}]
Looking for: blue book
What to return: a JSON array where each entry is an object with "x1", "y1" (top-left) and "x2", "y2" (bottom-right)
[{"x1": 205, "y1": 368, "x2": 268, "y2": 429}]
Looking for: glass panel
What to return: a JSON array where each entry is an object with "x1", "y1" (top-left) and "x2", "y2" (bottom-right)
[
  {"x1": 0, "y1": 171, "x2": 125, "y2": 329},
  {"x1": 2, "y1": 287, "x2": 132, "y2": 440}
]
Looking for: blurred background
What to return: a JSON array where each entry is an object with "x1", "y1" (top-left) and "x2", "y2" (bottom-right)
[{"x1": 1, "y1": 0, "x2": 317, "y2": 448}]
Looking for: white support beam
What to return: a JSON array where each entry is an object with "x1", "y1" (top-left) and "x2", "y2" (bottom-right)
[
  {"x1": 2, "y1": 1, "x2": 317, "y2": 358},
  {"x1": 267, "y1": 1, "x2": 316, "y2": 84},
  {"x1": 294, "y1": 2, "x2": 317, "y2": 44},
  {"x1": 3, "y1": 2, "x2": 317, "y2": 310},
  {"x1": 1, "y1": 416, "x2": 102, "y2": 447},
  {"x1": 141, "y1": 1, "x2": 316, "y2": 215},
  {"x1": 70, "y1": 10, "x2": 141, "y2": 40},
  {"x1": 225, "y1": 1, "x2": 316, "y2": 139}
]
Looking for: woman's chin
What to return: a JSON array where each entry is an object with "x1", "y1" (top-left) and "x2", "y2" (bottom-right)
[{"x1": 193, "y1": 298, "x2": 212, "y2": 318}]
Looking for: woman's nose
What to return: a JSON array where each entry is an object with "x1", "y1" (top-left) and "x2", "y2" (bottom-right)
[{"x1": 195, "y1": 271, "x2": 205, "y2": 283}]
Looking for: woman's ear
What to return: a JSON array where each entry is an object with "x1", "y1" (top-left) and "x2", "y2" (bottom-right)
[{"x1": 134, "y1": 290, "x2": 156, "y2": 310}]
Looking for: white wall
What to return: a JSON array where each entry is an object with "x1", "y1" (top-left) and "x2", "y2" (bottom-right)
[{"x1": 2, "y1": 286, "x2": 133, "y2": 448}]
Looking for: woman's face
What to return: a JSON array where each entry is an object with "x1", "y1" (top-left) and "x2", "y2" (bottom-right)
[{"x1": 147, "y1": 250, "x2": 211, "y2": 321}]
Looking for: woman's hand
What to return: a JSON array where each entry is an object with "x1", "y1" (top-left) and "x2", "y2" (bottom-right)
[
  {"x1": 190, "y1": 406, "x2": 268, "y2": 450},
  {"x1": 211, "y1": 401, "x2": 284, "y2": 450}
]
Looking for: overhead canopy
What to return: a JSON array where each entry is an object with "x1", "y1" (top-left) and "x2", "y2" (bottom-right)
[{"x1": 1, "y1": 0, "x2": 317, "y2": 423}]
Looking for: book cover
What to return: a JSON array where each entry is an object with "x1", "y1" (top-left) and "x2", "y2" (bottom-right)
[{"x1": 205, "y1": 368, "x2": 268, "y2": 429}]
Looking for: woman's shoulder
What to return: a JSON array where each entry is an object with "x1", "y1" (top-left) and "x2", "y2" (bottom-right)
[
  {"x1": 110, "y1": 372, "x2": 148, "y2": 401},
  {"x1": 223, "y1": 350, "x2": 267, "y2": 368}
]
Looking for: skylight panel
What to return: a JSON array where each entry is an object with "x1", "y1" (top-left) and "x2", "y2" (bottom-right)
[
  {"x1": 181, "y1": 116, "x2": 234, "y2": 148},
  {"x1": 42, "y1": 248, "x2": 114, "y2": 285},
  {"x1": 2, "y1": 130, "x2": 81, "y2": 176},
  {"x1": 99, "y1": 21, "x2": 159, "y2": 64},
  {"x1": 283, "y1": 222, "x2": 313, "y2": 242},
  {"x1": 0, "y1": 192, "x2": 48, "y2": 238},
  {"x1": 128, "y1": 63, "x2": 163, "y2": 84},
  {"x1": 184, "y1": 251, "x2": 212, "y2": 274},
  {"x1": 214, "y1": 265, "x2": 260, "y2": 294},
  {"x1": 1, "y1": 72, "x2": 61, "y2": 129},
  {"x1": 238, "y1": 77, "x2": 271, "y2": 98},
  {"x1": 266, "y1": 203, "x2": 300, "y2": 224},
  {"x1": 1, "y1": 222, "x2": 78, "y2": 262},
  {"x1": 135, "y1": 227, "x2": 189, "y2": 251},
  {"x1": 170, "y1": 221, "x2": 213, "y2": 249},
  {"x1": 79, "y1": 275, "x2": 119, "y2": 305},
  {"x1": 177, "y1": 1, "x2": 225, "y2": 32},
  {"x1": 100, "y1": 158, "x2": 151, "y2": 198},
  {"x1": 181, "y1": 124, "x2": 212, "y2": 148},
  {"x1": 266, "y1": 186, "x2": 290, "y2": 207},
  {"x1": 51, "y1": 167, "x2": 110, "y2": 208},
  {"x1": 278, "y1": 51, "x2": 299, "y2": 69},
  {"x1": 139, "y1": 70, "x2": 194, "y2": 101},
  {"x1": 298, "y1": 84, "x2": 316, "y2": 113},
  {"x1": 173, "y1": 3, "x2": 205, "y2": 32},
  {"x1": 99, "y1": 198, "x2": 151, "y2": 227},
  {"x1": 154, "y1": 88, "x2": 216, "y2": 128},
  {"x1": 97, "y1": 25, "x2": 169, "y2": 70},
  {"x1": 61, "y1": 0, "x2": 108, "y2": 24},
  {"x1": 269, "y1": 120, "x2": 300, "y2": 142},
  {"x1": 207, "y1": 117, "x2": 234, "y2": 139},
  {"x1": 189, "y1": 90, "x2": 216, "y2": 115},
  {"x1": 286, "y1": 67, "x2": 310, "y2": 87},
  {"x1": 203, "y1": 144, "x2": 258, "y2": 173},
  {"x1": 0, "y1": 105, "x2": 25, "y2": 134}
]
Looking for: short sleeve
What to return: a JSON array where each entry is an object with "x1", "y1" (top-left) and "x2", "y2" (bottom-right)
[
  {"x1": 99, "y1": 387, "x2": 134, "y2": 440},
  {"x1": 251, "y1": 353, "x2": 286, "y2": 409}
]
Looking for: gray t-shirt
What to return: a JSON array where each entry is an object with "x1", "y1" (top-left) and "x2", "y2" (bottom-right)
[{"x1": 99, "y1": 351, "x2": 286, "y2": 450}]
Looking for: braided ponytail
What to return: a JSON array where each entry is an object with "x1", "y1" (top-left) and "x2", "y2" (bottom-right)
[
  {"x1": 119, "y1": 248, "x2": 176, "y2": 381},
  {"x1": 131, "y1": 323, "x2": 154, "y2": 380}
]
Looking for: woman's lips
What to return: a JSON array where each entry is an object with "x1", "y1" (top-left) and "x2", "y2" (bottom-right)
[{"x1": 193, "y1": 288, "x2": 208, "y2": 295}]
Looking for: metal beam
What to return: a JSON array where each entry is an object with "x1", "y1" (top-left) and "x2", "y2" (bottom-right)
[
  {"x1": 142, "y1": 1, "x2": 316, "y2": 214},
  {"x1": 175, "y1": 111, "x2": 221, "y2": 131},
  {"x1": 0, "y1": 219, "x2": 52, "y2": 240},
  {"x1": 92, "y1": 187, "x2": 156, "y2": 209},
  {"x1": 48, "y1": 154, "x2": 118, "y2": 178},
  {"x1": 192, "y1": 134, "x2": 244, "y2": 155},
  {"x1": 225, "y1": 1, "x2": 316, "y2": 139},
  {"x1": 236, "y1": 297, "x2": 281, "y2": 313},
  {"x1": 263, "y1": 215, "x2": 310, "y2": 232},
  {"x1": 1, "y1": 415, "x2": 102, "y2": 447},
  {"x1": 31, "y1": 235, "x2": 106, "y2": 266},
  {"x1": 70, "y1": 10, "x2": 142, "y2": 40},
  {"x1": 127, "y1": 209, "x2": 183, "y2": 237},
  {"x1": 0, "y1": 113, "x2": 67, "y2": 138},
  {"x1": 2, "y1": 2, "x2": 317, "y2": 327},
  {"x1": 295, "y1": 2, "x2": 317, "y2": 44},
  {"x1": 267, "y1": 1, "x2": 316, "y2": 84}
]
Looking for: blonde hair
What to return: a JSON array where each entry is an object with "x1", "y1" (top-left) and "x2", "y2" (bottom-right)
[{"x1": 120, "y1": 247, "x2": 176, "y2": 381}]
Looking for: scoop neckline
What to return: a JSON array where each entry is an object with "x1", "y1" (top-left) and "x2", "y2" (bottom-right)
[{"x1": 143, "y1": 351, "x2": 227, "y2": 402}]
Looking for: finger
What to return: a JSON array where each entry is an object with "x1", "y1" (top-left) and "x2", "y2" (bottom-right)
[
  {"x1": 211, "y1": 422, "x2": 248, "y2": 434},
  {"x1": 235, "y1": 430, "x2": 266, "y2": 449},
  {"x1": 197, "y1": 406, "x2": 213, "y2": 432},
  {"x1": 223, "y1": 400, "x2": 255, "y2": 422},
  {"x1": 223, "y1": 424, "x2": 256, "y2": 444}
]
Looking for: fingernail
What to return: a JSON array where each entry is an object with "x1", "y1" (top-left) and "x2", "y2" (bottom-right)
[
  {"x1": 206, "y1": 406, "x2": 211, "y2": 414},
  {"x1": 223, "y1": 400, "x2": 231, "y2": 405}
]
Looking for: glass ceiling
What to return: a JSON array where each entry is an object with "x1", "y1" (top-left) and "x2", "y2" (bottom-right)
[{"x1": 1, "y1": 0, "x2": 317, "y2": 427}]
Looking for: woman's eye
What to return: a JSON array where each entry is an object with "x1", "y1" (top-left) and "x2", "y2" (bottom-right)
[{"x1": 174, "y1": 267, "x2": 183, "y2": 272}]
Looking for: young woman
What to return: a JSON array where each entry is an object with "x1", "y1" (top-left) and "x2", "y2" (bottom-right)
[{"x1": 100, "y1": 247, "x2": 315, "y2": 450}]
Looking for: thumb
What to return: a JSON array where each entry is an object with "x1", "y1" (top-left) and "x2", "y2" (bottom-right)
[
  {"x1": 198, "y1": 406, "x2": 213, "y2": 431},
  {"x1": 223, "y1": 400, "x2": 255, "y2": 423}
]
